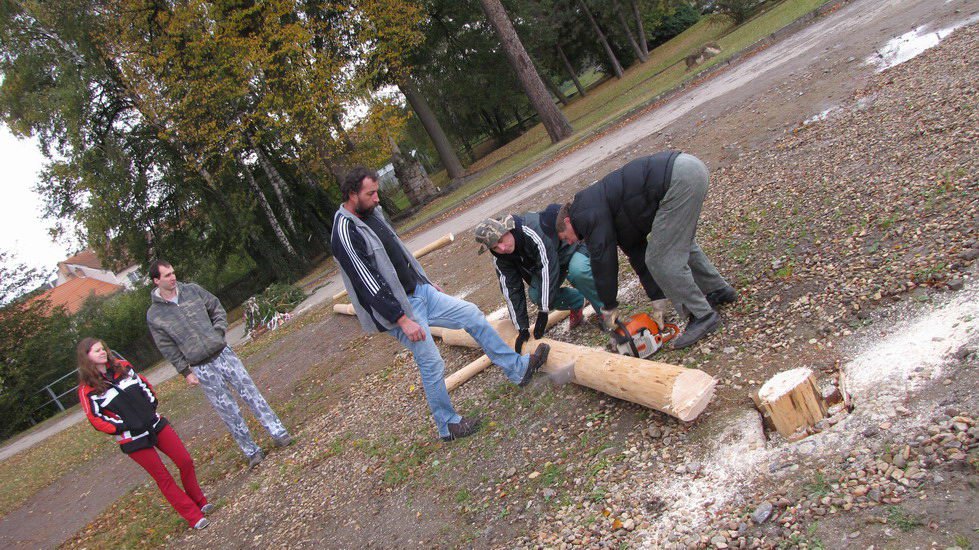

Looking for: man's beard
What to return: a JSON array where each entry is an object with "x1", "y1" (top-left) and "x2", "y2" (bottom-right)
[{"x1": 355, "y1": 201, "x2": 376, "y2": 217}]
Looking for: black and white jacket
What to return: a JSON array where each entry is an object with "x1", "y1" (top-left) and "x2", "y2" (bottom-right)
[
  {"x1": 79, "y1": 362, "x2": 168, "y2": 454},
  {"x1": 490, "y1": 204, "x2": 581, "y2": 331}
]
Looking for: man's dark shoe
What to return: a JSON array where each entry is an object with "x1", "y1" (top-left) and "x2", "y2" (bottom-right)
[
  {"x1": 520, "y1": 343, "x2": 550, "y2": 387},
  {"x1": 705, "y1": 285, "x2": 738, "y2": 308},
  {"x1": 672, "y1": 311, "x2": 720, "y2": 349},
  {"x1": 441, "y1": 416, "x2": 481, "y2": 442}
]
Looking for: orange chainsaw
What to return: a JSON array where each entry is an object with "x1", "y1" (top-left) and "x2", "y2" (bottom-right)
[{"x1": 610, "y1": 313, "x2": 679, "y2": 359}]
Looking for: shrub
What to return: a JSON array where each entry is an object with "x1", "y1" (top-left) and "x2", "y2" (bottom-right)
[
  {"x1": 715, "y1": 0, "x2": 764, "y2": 24},
  {"x1": 244, "y1": 283, "x2": 306, "y2": 334}
]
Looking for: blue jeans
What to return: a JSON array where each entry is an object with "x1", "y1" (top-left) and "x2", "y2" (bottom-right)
[
  {"x1": 388, "y1": 284, "x2": 530, "y2": 438},
  {"x1": 527, "y1": 251, "x2": 605, "y2": 312}
]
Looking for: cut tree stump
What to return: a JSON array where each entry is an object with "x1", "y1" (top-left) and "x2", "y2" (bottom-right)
[
  {"x1": 332, "y1": 233, "x2": 455, "y2": 301},
  {"x1": 756, "y1": 368, "x2": 828, "y2": 439}
]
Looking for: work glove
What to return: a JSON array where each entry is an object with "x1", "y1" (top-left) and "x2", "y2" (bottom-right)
[
  {"x1": 532, "y1": 311, "x2": 549, "y2": 339},
  {"x1": 515, "y1": 329, "x2": 531, "y2": 353},
  {"x1": 601, "y1": 307, "x2": 620, "y2": 331}
]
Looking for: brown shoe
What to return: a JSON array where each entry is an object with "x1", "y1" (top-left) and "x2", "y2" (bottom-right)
[
  {"x1": 441, "y1": 416, "x2": 481, "y2": 442},
  {"x1": 520, "y1": 343, "x2": 550, "y2": 387}
]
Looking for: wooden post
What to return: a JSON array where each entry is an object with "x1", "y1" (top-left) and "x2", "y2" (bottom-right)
[
  {"x1": 333, "y1": 303, "x2": 356, "y2": 315},
  {"x1": 333, "y1": 233, "x2": 456, "y2": 301},
  {"x1": 756, "y1": 368, "x2": 828, "y2": 439},
  {"x1": 520, "y1": 339, "x2": 716, "y2": 421}
]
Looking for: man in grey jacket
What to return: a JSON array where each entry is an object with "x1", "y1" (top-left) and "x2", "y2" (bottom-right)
[
  {"x1": 146, "y1": 260, "x2": 290, "y2": 467},
  {"x1": 331, "y1": 167, "x2": 550, "y2": 442}
]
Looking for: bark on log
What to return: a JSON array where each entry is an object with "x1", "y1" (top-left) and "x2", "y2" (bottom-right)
[
  {"x1": 756, "y1": 368, "x2": 828, "y2": 438},
  {"x1": 522, "y1": 339, "x2": 716, "y2": 421},
  {"x1": 332, "y1": 233, "x2": 455, "y2": 301}
]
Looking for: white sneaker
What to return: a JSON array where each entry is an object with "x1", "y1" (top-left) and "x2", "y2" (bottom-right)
[
  {"x1": 193, "y1": 517, "x2": 210, "y2": 529},
  {"x1": 201, "y1": 503, "x2": 216, "y2": 515}
]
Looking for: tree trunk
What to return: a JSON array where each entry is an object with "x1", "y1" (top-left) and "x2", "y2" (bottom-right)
[
  {"x1": 250, "y1": 141, "x2": 298, "y2": 236},
  {"x1": 400, "y1": 81, "x2": 466, "y2": 180},
  {"x1": 239, "y1": 153, "x2": 297, "y2": 256},
  {"x1": 614, "y1": 0, "x2": 647, "y2": 62},
  {"x1": 389, "y1": 136, "x2": 438, "y2": 207},
  {"x1": 544, "y1": 76, "x2": 570, "y2": 105},
  {"x1": 478, "y1": 0, "x2": 573, "y2": 143},
  {"x1": 578, "y1": 0, "x2": 624, "y2": 79},
  {"x1": 557, "y1": 44, "x2": 587, "y2": 97},
  {"x1": 630, "y1": 0, "x2": 649, "y2": 57}
]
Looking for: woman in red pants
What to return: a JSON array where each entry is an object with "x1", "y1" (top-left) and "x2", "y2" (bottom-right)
[{"x1": 77, "y1": 337, "x2": 213, "y2": 529}]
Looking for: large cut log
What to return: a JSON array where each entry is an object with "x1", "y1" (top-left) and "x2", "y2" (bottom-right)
[
  {"x1": 430, "y1": 309, "x2": 571, "y2": 348},
  {"x1": 521, "y1": 339, "x2": 716, "y2": 421},
  {"x1": 332, "y1": 233, "x2": 455, "y2": 301},
  {"x1": 756, "y1": 368, "x2": 828, "y2": 439}
]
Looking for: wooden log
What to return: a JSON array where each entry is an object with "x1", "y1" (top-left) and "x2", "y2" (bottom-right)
[
  {"x1": 440, "y1": 307, "x2": 590, "y2": 390},
  {"x1": 333, "y1": 303, "x2": 356, "y2": 315},
  {"x1": 445, "y1": 356, "x2": 494, "y2": 392},
  {"x1": 756, "y1": 368, "x2": 828, "y2": 438},
  {"x1": 431, "y1": 309, "x2": 571, "y2": 349},
  {"x1": 522, "y1": 339, "x2": 715, "y2": 421},
  {"x1": 332, "y1": 233, "x2": 456, "y2": 301}
]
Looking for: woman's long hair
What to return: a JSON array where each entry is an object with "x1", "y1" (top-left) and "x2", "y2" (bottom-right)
[{"x1": 76, "y1": 337, "x2": 124, "y2": 393}]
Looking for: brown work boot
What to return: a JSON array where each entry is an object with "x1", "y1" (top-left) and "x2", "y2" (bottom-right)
[
  {"x1": 441, "y1": 416, "x2": 481, "y2": 442},
  {"x1": 568, "y1": 308, "x2": 584, "y2": 329},
  {"x1": 520, "y1": 343, "x2": 550, "y2": 387}
]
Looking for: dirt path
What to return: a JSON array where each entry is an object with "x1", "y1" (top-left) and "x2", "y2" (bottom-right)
[{"x1": 2, "y1": 0, "x2": 975, "y2": 547}]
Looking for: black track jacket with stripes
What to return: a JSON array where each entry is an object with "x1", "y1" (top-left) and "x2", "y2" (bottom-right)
[
  {"x1": 490, "y1": 204, "x2": 581, "y2": 331},
  {"x1": 332, "y1": 205, "x2": 431, "y2": 333}
]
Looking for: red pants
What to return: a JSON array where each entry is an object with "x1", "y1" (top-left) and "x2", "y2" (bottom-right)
[{"x1": 128, "y1": 425, "x2": 206, "y2": 526}]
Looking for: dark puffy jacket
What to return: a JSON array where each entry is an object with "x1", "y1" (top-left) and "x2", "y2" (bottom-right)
[
  {"x1": 568, "y1": 151, "x2": 680, "y2": 309},
  {"x1": 490, "y1": 204, "x2": 581, "y2": 331},
  {"x1": 79, "y1": 362, "x2": 168, "y2": 454}
]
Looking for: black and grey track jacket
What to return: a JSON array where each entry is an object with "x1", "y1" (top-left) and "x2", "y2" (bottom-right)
[
  {"x1": 490, "y1": 203, "x2": 580, "y2": 331},
  {"x1": 332, "y1": 205, "x2": 431, "y2": 333}
]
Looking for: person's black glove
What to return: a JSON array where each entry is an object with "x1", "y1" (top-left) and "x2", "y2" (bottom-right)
[
  {"x1": 533, "y1": 311, "x2": 549, "y2": 339},
  {"x1": 515, "y1": 329, "x2": 531, "y2": 353}
]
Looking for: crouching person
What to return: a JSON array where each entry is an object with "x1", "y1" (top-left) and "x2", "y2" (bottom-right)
[
  {"x1": 474, "y1": 204, "x2": 604, "y2": 352},
  {"x1": 332, "y1": 167, "x2": 550, "y2": 442}
]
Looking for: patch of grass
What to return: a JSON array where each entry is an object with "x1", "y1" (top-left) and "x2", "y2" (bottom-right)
[
  {"x1": 804, "y1": 472, "x2": 830, "y2": 497},
  {"x1": 952, "y1": 534, "x2": 972, "y2": 549},
  {"x1": 780, "y1": 524, "x2": 825, "y2": 549},
  {"x1": 887, "y1": 506, "x2": 924, "y2": 532},
  {"x1": 454, "y1": 488, "x2": 471, "y2": 504}
]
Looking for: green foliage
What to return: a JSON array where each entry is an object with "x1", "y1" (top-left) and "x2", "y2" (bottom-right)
[
  {"x1": 886, "y1": 506, "x2": 924, "y2": 532},
  {"x1": 714, "y1": 0, "x2": 765, "y2": 24}
]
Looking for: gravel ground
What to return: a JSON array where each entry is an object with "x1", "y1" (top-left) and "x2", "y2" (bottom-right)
[{"x1": 64, "y1": 18, "x2": 979, "y2": 550}]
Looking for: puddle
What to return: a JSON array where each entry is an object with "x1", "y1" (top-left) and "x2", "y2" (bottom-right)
[{"x1": 867, "y1": 15, "x2": 979, "y2": 71}]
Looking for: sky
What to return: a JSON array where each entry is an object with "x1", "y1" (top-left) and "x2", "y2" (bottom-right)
[{"x1": 0, "y1": 125, "x2": 73, "y2": 278}]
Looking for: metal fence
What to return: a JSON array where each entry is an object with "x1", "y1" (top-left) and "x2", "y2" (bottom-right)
[{"x1": 28, "y1": 351, "x2": 128, "y2": 424}]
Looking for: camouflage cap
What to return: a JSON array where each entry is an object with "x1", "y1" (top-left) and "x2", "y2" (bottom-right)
[{"x1": 474, "y1": 215, "x2": 516, "y2": 254}]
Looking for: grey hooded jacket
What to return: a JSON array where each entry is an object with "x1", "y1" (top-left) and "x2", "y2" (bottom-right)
[
  {"x1": 331, "y1": 205, "x2": 431, "y2": 333},
  {"x1": 146, "y1": 282, "x2": 228, "y2": 376}
]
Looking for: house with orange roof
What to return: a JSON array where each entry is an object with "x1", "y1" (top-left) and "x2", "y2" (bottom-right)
[
  {"x1": 29, "y1": 277, "x2": 124, "y2": 315},
  {"x1": 56, "y1": 248, "x2": 142, "y2": 289}
]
